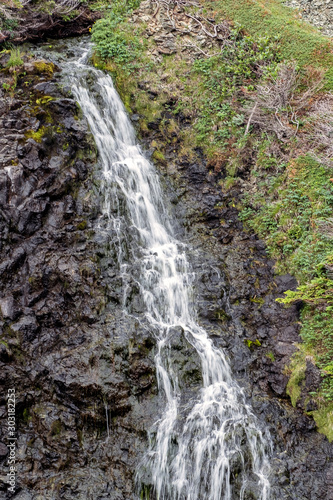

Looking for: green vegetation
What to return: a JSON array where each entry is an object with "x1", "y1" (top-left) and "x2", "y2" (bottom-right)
[
  {"x1": 34, "y1": 60, "x2": 55, "y2": 76},
  {"x1": 91, "y1": 0, "x2": 143, "y2": 64},
  {"x1": 6, "y1": 48, "x2": 23, "y2": 68},
  {"x1": 266, "y1": 351, "x2": 275, "y2": 362},
  {"x1": 0, "y1": 1, "x2": 21, "y2": 33},
  {"x1": 90, "y1": 0, "x2": 333, "y2": 438},
  {"x1": 188, "y1": 30, "x2": 280, "y2": 157},
  {"x1": 92, "y1": 6, "x2": 281, "y2": 158},
  {"x1": 311, "y1": 402, "x2": 333, "y2": 442},
  {"x1": 22, "y1": 407, "x2": 32, "y2": 423},
  {"x1": 245, "y1": 339, "x2": 261, "y2": 349},
  {"x1": 77, "y1": 220, "x2": 88, "y2": 230},
  {"x1": 25, "y1": 126, "x2": 46, "y2": 143},
  {"x1": 285, "y1": 350, "x2": 307, "y2": 407},
  {"x1": 205, "y1": 0, "x2": 333, "y2": 90},
  {"x1": 240, "y1": 153, "x2": 333, "y2": 404},
  {"x1": 241, "y1": 156, "x2": 333, "y2": 281},
  {"x1": 36, "y1": 95, "x2": 54, "y2": 106},
  {"x1": 152, "y1": 149, "x2": 166, "y2": 163}
]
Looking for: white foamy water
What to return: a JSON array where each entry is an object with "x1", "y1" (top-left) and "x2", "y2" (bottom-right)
[{"x1": 69, "y1": 47, "x2": 272, "y2": 500}]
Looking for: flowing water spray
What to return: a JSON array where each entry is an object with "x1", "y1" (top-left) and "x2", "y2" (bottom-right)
[{"x1": 69, "y1": 46, "x2": 272, "y2": 500}]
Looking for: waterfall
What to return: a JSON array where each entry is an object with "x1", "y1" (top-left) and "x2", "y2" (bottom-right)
[{"x1": 69, "y1": 47, "x2": 272, "y2": 500}]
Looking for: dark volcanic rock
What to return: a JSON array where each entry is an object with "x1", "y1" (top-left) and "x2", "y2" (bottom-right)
[
  {"x1": 0, "y1": 34, "x2": 332, "y2": 500},
  {"x1": 0, "y1": 53, "x2": 158, "y2": 500}
]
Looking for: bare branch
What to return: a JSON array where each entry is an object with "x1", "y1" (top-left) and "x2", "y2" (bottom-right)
[{"x1": 184, "y1": 40, "x2": 218, "y2": 57}]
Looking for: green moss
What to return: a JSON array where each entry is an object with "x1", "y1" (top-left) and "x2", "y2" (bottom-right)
[
  {"x1": 311, "y1": 403, "x2": 333, "y2": 442},
  {"x1": 152, "y1": 150, "x2": 166, "y2": 163},
  {"x1": 286, "y1": 353, "x2": 307, "y2": 407},
  {"x1": 244, "y1": 339, "x2": 261, "y2": 349},
  {"x1": 34, "y1": 61, "x2": 55, "y2": 76},
  {"x1": 77, "y1": 220, "x2": 87, "y2": 230},
  {"x1": 250, "y1": 296, "x2": 265, "y2": 305},
  {"x1": 22, "y1": 408, "x2": 32, "y2": 423},
  {"x1": 266, "y1": 351, "x2": 275, "y2": 362},
  {"x1": 25, "y1": 126, "x2": 46, "y2": 143},
  {"x1": 36, "y1": 95, "x2": 54, "y2": 105}
]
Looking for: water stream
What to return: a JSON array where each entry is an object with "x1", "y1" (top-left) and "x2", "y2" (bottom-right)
[{"x1": 67, "y1": 45, "x2": 272, "y2": 500}]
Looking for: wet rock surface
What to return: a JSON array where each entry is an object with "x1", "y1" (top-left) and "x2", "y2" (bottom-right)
[
  {"x1": 154, "y1": 143, "x2": 333, "y2": 499},
  {"x1": 0, "y1": 2, "x2": 101, "y2": 43},
  {"x1": 0, "y1": 36, "x2": 332, "y2": 500},
  {"x1": 0, "y1": 50, "x2": 160, "y2": 499}
]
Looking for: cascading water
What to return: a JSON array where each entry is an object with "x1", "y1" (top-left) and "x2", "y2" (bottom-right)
[{"x1": 69, "y1": 46, "x2": 272, "y2": 500}]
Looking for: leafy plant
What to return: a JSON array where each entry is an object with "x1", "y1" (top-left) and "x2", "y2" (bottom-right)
[
  {"x1": 91, "y1": 0, "x2": 142, "y2": 64},
  {"x1": 205, "y1": 0, "x2": 333, "y2": 91},
  {"x1": 192, "y1": 29, "x2": 280, "y2": 152}
]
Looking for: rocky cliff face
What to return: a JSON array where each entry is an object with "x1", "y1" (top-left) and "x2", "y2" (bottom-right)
[
  {"x1": 0, "y1": 48, "x2": 161, "y2": 499},
  {"x1": 0, "y1": 35, "x2": 332, "y2": 500}
]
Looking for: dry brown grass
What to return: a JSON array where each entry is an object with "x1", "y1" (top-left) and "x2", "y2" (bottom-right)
[{"x1": 244, "y1": 62, "x2": 324, "y2": 141}]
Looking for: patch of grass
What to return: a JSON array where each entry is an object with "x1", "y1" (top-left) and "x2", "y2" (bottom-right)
[
  {"x1": 91, "y1": 0, "x2": 143, "y2": 65},
  {"x1": 6, "y1": 48, "x2": 23, "y2": 68},
  {"x1": 310, "y1": 402, "x2": 333, "y2": 442},
  {"x1": 285, "y1": 350, "x2": 307, "y2": 407},
  {"x1": 191, "y1": 30, "x2": 279, "y2": 157},
  {"x1": 93, "y1": 9, "x2": 280, "y2": 159},
  {"x1": 241, "y1": 155, "x2": 333, "y2": 281},
  {"x1": 206, "y1": 0, "x2": 333, "y2": 90}
]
